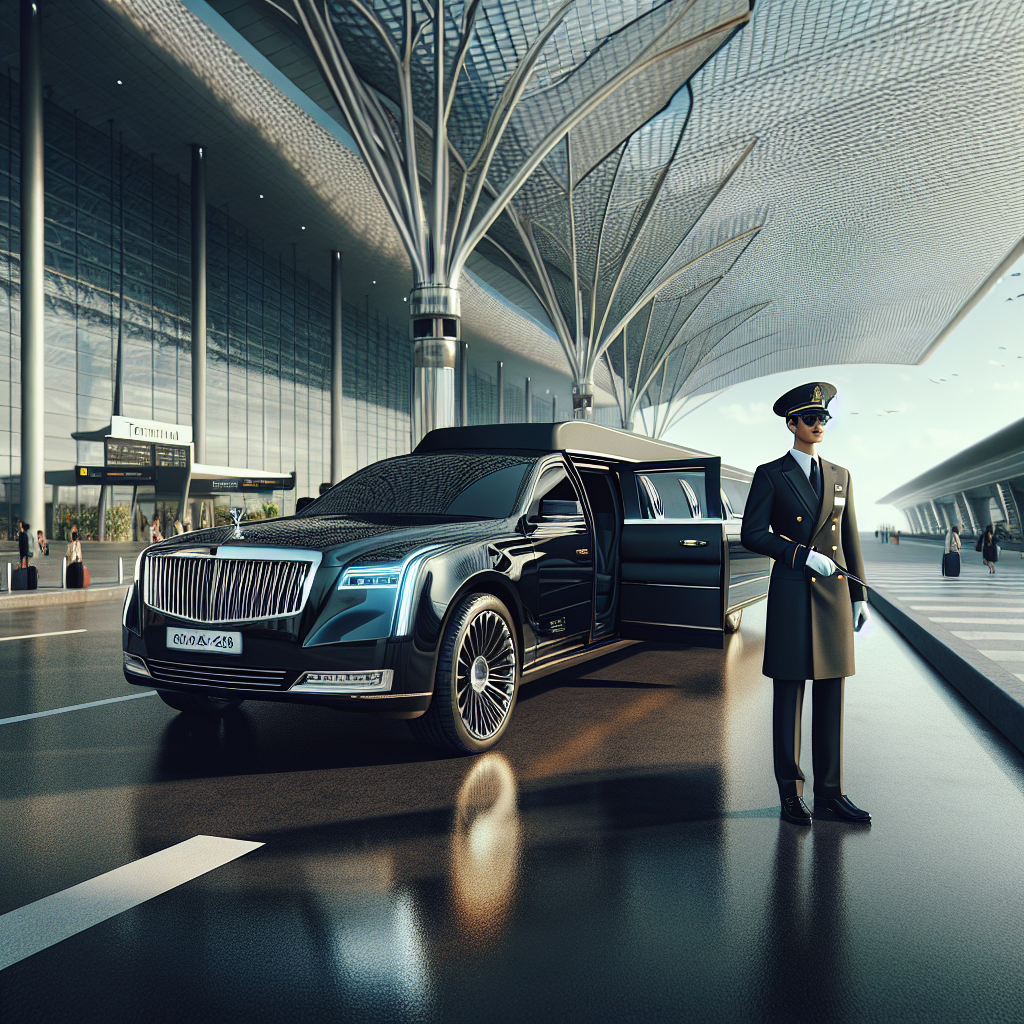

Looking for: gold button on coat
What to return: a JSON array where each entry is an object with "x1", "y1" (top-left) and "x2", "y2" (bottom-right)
[{"x1": 797, "y1": 516, "x2": 803, "y2": 522}]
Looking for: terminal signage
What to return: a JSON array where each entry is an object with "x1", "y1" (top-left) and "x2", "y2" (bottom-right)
[
  {"x1": 110, "y1": 415, "x2": 193, "y2": 445},
  {"x1": 76, "y1": 465, "x2": 155, "y2": 484},
  {"x1": 105, "y1": 438, "x2": 190, "y2": 468},
  {"x1": 209, "y1": 476, "x2": 295, "y2": 493}
]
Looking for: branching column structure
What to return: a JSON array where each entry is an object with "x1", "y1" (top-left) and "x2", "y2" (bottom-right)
[
  {"x1": 268, "y1": 0, "x2": 753, "y2": 440},
  {"x1": 484, "y1": 92, "x2": 761, "y2": 420}
]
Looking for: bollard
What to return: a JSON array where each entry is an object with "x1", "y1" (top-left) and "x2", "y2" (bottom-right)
[
  {"x1": 118, "y1": 556, "x2": 124, "y2": 586},
  {"x1": 6, "y1": 562, "x2": 10, "y2": 592},
  {"x1": 62, "y1": 555, "x2": 68, "y2": 590}
]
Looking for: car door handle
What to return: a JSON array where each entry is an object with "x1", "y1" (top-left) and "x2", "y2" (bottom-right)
[{"x1": 680, "y1": 539, "x2": 708, "y2": 547}]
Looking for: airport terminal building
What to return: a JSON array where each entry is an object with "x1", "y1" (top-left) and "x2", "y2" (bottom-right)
[{"x1": 0, "y1": 0, "x2": 600, "y2": 541}]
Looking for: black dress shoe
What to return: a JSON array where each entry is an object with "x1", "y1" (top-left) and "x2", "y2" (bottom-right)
[
  {"x1": 813, "y1": 794, "x2": 871, "y2": 822},
  {"x1": 780, "y1": 795, "x2": 812, "y2": 825}
]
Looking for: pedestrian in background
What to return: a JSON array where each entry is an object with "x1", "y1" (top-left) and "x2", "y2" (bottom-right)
[
  {"x1": 982, "y1": 524, "x2": 998, "y2": 574},
  {"x1": 17, "y1": 519, "x2": 30, "y2": 568},
  {"x1": 942, "y1": 524, "x2": 961, "y2": 577},
  {"x1": 65, "y1": 528, "x2": 84, "y2": 588},
  {"x1": 36, "y1": 529, "x2": 49, "y2": 556}
]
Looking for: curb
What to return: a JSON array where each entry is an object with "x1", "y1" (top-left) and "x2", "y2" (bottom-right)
[
  {"x1": 0, "y1": 585, "x2": 130, "y2": 611},
  {"x1": 869, "y1": 587, "x2": 1024, "y2": 756}
]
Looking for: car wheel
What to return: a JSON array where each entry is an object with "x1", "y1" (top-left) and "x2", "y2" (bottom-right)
[
  {"x1": 410, "y1": 593, "x2": 519, "y2": 755},
  {"x1": 157, "y1": 690, "x2": 243, "y2": 715},
  {"x1": 724, "y1": 608, "x2": 743, "y2": 634}
]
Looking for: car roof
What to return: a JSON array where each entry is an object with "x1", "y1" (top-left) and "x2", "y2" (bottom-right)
[{"x1": 415, "y1": 422, "x2": 753, "y2": 482}]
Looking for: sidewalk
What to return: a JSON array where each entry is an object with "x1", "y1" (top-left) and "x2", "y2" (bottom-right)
[
  {"x1": 0, "y1": 540, "x2": 148, "y2": 609},
  {"x1": 861, "y1": 533, "x2": 1024, "y2": 754}
]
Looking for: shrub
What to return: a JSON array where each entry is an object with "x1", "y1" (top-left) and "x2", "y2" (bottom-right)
[
  {"x1": 260, "y1": 500, "x2": 280, "y2": 519},
  {"x1": 105, "y1": 504, "x2": 133, "y2": 542}
]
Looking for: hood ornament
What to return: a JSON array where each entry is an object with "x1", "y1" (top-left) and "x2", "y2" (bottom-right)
[{"x1": 228, "y1": 507, "x2": 246, "y2": 540}]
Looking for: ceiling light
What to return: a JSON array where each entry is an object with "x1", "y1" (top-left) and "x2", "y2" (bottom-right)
[{"x1": 116, "y1": 79, "x2": 123, "y2": 85}]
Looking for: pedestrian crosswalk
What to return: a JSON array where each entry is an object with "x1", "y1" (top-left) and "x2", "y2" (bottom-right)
[{"x1": 862, "y1": 540, "x2": 1024, "y2": 683}]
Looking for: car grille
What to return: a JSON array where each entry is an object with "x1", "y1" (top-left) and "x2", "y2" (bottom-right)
[
  {"x1": 144, "y1": 552, "x2": 314, "y2": 624},
  {"x1": 146, "y1": 658, "x2": 288, "y2": 690}
]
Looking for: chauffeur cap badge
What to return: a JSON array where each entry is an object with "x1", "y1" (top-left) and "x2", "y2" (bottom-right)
[{"x1": 228, "y1": 507, "x2": 246, "y2": 540}]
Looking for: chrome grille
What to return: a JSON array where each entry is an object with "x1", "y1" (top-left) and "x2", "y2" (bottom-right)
[
  {"x1": 146, "y1": 658, "x2": 288, "y2": 690},
  {"x1": 144, "y1": 550, "x2": 317, "y2": 624}
]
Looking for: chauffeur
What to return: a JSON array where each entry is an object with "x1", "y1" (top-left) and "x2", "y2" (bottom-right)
[{"x1": 740, "y1": 383, "x2": 871, "y2": 825}]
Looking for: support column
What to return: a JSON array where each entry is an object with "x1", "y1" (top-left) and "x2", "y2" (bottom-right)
[
  {"x1": 97, "y1": 485, "x2": 107, "y2": 541},
  {"x1": 409, "y1": 285, "x2": 458, "y2": 444},
  {"x1": 552, "y1": 394, "x2": 558, "y2": 422},
  {"x1": 19, "y1": 0, "x2": 45, "y2": 536},
  {"x1": 460, "y1": 341, "x2": 469, "y2": 427},
  {"x1": 496, "y1": 361, "x2": 504, "y2": 424},
  {"x1": 524, "y1": 377, "x2": 532, "y2": 423},
  {"x1": 330, "y1": 250, "x2": 344, "y2": 483},
  {"x1": 572, "y1": 379, "x2": 594, "y2": 420},
  {"x1": 191, "y1": 144, "x2": 207, "y2": 464}
]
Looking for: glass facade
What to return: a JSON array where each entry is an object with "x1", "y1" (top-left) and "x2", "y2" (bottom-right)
[
  {"x1": 0, "y1": 71, "x2": 416, "y2": 538},
  {"x1": 0, "y1": 71, "x2": 585, "y2": 539}
]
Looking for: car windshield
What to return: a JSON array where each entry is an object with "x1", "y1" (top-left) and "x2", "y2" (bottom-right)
[{"x1": 301, "y1": 453, "x2": 537, "y2": 519}]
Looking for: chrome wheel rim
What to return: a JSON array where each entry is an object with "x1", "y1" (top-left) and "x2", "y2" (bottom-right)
[{"x1": 455, "y1": 610, "x2": 516, "y2": 741}]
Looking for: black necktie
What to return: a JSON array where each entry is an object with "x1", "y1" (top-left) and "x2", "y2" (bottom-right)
[{"x1": 809, "y1": 459, "x2": 820, "y2": 499}]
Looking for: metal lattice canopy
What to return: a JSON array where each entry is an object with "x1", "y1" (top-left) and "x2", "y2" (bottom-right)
[
  {"x1": 631, "y1": 0, "x2": 1024, "y2": 432},
  {"x1": 478, "y1": 79, "x2": 764, "y2": 418},
  {"x1": 256, "y1": 0, "x2": 752, "y2": 295}
]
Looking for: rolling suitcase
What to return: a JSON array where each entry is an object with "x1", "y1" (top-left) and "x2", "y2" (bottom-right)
[
  {"x1": 13, "y1": 566, "x2": 38, "y2": 590},
  {"x1": 942, "y1": 552, "x2": 960, "y2": 577},
  {"x1": 66, "y1": 561, "x2": 84, "y2": 589}
]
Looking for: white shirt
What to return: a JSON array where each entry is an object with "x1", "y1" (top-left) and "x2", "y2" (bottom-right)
[{"x1": 788, "y1": 447, "x2": 820, "y2": 483}]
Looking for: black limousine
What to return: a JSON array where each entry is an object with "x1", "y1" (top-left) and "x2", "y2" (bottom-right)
[{"x1": 123, "y1": 422, "x2": 769, "y2": 753}]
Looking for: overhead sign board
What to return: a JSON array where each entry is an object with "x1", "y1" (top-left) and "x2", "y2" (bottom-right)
[
  {"x1": 110, "y1": 415, "x2": 193, "y2": 445},
  {"x1": 208, "y1": 476, "x2": 295, "y2": 493}
]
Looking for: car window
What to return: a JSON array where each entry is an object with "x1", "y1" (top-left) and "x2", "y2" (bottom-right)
[
  {"x1": 636, "y1": 470, "x2": 709, "y2": 520},
  {"x1": 304, "y1": 454, "x2": 536, "y2": 518}
]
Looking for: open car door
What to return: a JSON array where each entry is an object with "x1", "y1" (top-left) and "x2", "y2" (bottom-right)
[{"x1": 617, "y1": 457, "x2": 725, "y2": 649}]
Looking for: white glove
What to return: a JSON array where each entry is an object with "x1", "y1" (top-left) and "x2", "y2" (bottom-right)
[
  {"x1": 804, "y1": 550, "x2": 837, "y2": 576},
  {"x1": 853, "y1": 600, "x2": 870, "y2": 632}
]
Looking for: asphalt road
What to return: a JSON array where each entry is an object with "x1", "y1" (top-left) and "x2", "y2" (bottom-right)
[{"x1": 1, "y1": 594, "x2": 1022, "y2": 1023}]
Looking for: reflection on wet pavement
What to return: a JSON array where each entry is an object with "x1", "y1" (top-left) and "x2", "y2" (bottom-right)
[{"x1": 2, "y1": 602, "x2": 1023, "y2": 1022}]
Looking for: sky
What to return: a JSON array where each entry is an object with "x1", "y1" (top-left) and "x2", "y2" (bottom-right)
[{"x1": 660, "y1": 254, "x2": 1024, "y2": 529}]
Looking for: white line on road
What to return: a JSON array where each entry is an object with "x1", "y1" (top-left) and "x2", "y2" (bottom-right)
[
  {"x1": 929, "y1": 618, "x2": 1024, "y2": 625},
  {"x1": 910, "y1": 604, "x2": 1024, "y2": 611},
  {"x1": 979, "y1": 650, "x2": 1024, "y2": 662},
  {"x1": 0, "y1": 629, "x2": 88, "y2": 643},
  {"x1": 950, "y1": 631, "x2": 1024, "y2": 641},
  {"x1": 0, "y1": 836, "x2": 263, "y2": 970},
  {"x1": 0, "y1": 691, "x2": 157, "y2": 726}
]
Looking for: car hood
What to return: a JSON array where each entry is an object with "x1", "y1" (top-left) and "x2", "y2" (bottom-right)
[{"x1": 148, "y1": 513, "x2": 502, "y2": 564}]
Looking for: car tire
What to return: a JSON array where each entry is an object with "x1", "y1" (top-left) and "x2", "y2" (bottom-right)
[
  {"x1": 157, "y1": 690, "x2": 244, "y2": 715},
  {"x1": 724, "y1": 608, "x2": 743, "y2": 634},
  {"x1": 410, "y1": 593, "x2": 519, "y2": 755}
]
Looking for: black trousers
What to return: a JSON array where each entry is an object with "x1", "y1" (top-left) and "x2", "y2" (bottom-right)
[{"x1": 772, "y1": 678, "x2": 844, "y2": 800}]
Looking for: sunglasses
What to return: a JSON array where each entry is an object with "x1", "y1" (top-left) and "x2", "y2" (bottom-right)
[{"x1": 791, "y1": 412, "x2": 830, "y2": 426}]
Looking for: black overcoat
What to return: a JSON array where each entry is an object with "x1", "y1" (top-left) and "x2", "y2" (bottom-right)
[{"x1": 740, "y1": 452, "x2": 868, "y2": 680}]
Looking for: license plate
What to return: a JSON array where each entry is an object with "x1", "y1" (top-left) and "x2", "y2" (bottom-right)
[{"x1": 166, "y1": 627, "x2": 243, "y2": 655}]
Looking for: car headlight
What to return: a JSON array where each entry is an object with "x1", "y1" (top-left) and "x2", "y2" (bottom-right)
[
  {"x1": 338, "y1": 547, "x2": 441, "y2": 638},
  {"x1": 338, "y1": 566, "x2": 401, "y2": 589}
]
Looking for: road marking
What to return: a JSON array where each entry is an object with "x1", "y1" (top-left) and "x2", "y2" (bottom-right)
[
  {"x1": 913, "y1": 598, "x2": 1024, "y2": 606},
  {"x1": 0, "y1": 836, "x2": 263, "y2": 970},
  {"x1": 0, "y1": 691, "x2": 157, "y2": 726},
  {"x1": 979, "y1": 650, "x2": 1024, "y2": 662},
  {"x1": 929, "y1": 618, "x2": 1024, "y2": 624},
  {"x1": 950, "y1": 631, "x2": 1024, "y2": 641},
  {"x1": 0, "y1": 629, "x2": 88, "y2": 643}
]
